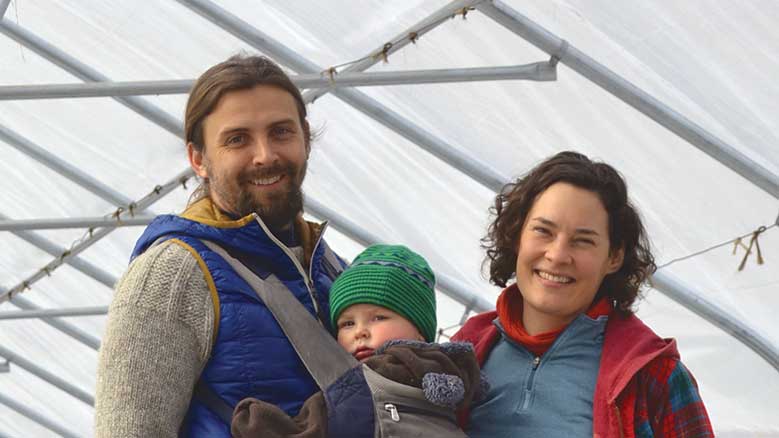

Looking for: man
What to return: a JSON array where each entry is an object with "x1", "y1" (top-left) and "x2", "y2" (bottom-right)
[{"x1": 95, "y1": 55, "x2": 345, "y2": 437}]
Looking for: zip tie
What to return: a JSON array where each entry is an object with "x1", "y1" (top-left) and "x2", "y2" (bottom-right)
[
  {"x1": 550, "y1": 40, "x2": 569, "y2": 67},
  {"x1": 375, "y1": 42, "x2": 393, "y2": 63},
  {"x1": 128, "y1": 202, "x2": 137, "y2": 217},
  {"x1": 408, "y1": 31, "x2": 418, "y2": 44},
  {"x1": 155, "y1": 184, "x2": 164, "y2": 194},
  {"x1": 738, "y1": 226, "x2": 767, "y2": 271},
  {"x1": 323, "y1": 66, "x2": 338, "y2": 86},
  {"x1": 42, "y1": 267, "x2": 51, "y2": 276},
  {"x1": 88, "y1": 227, "x2": 94, "y2": 238}
]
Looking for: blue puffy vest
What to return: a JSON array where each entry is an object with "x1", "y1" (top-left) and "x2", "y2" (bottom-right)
[{"x1": 131, "y1": 209, "x2": 344, "y2": 437}]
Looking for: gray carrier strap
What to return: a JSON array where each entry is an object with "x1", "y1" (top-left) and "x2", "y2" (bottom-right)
[{"x1": 200, "y1": 240, "x2": 358, "y2": 390}]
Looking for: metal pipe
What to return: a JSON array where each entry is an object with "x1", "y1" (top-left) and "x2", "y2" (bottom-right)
[
  {"x1": 9, "y1": 296, "x2": 101, "y2": 350},
  {"x1": 0, "y1": 212, "x2": 117, "y2": 288},
  {"x1": 0, "y1": 168, "x2": 194, "y2": 304},
  {"x1": 0, "y1": 124, "x2": 135, "y2": 208},
  {"x1": 477, "y1": 0, "x2": 779, "y2": 199},
  {"x1": 302, "y1": 0, "x2": 486, "y2": 103},
  {"x1": 0, "y1": 345, "x2": 94, "y2": 406},
  {"x1": 0, "y1": 63, "x2": 555, "y2": 100},
  {"x1": 305, "y1": 197, "x2": 493, "y2": 313},
  {"x1": 177, "y1": 0, "x2": 507, "y2": 192},
  {"x1": 0, "y1": 392, "x2": 80, "y2": 438},
  {"x1": 651, "y1": 271, "x2": 779, "y2": 372},
  {"x1": 0, "y1": 215, "x2": 155, "y2": 231},
  {"x1": 0, "y1": 0, "x2": 10, "y2": 19},
  {"x1": 0, "y1": 306, "x2": 107, "y2": 320},
  {"x1": 0, "y1": 18, "x2": 183, "y2": 138}
]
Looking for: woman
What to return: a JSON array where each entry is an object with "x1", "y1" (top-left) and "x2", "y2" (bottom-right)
[{"x1": 453, "y1": 151, "x2": 713, "y2": 437}]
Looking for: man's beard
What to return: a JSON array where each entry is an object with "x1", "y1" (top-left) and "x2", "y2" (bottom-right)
[{"x1": 208, "y1": 160, "x2": 307, "y2": 229}]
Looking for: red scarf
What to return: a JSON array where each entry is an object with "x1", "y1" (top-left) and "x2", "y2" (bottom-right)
[{"x1": 495, "y1": 284, "x2": 612, "y2": 357}]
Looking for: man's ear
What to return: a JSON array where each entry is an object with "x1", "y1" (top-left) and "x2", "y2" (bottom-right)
[
  {"x1": 303, "y1": 120, "x2": 311, "y2": 157},
  {"x1": 187, "y1": 143, "x2": 209, "y2": 179},
  {"x1": 607, "y1": 247, "x2": 625, "y2": 274}
]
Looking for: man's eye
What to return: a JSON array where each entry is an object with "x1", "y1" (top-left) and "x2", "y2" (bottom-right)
[{"x1": 226, "y1": 134, "x2": 247, "y2": 145}]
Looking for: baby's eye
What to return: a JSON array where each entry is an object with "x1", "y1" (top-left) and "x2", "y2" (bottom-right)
[
  {"x1": 338, "y1": 320, "x2": 355, "y2": 329},
  {"x1": 373, "y1": 314, "x2": 389, "y2": 321}
]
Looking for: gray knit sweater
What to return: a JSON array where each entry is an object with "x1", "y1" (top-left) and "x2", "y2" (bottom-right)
[{"x1": 94, "y1": 241, "x2": 216, "y2": 437}]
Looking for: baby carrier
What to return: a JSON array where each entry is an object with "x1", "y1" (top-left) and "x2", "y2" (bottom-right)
[{"x1": 199, "y1": 240, "x2": 478, "y2": 437}]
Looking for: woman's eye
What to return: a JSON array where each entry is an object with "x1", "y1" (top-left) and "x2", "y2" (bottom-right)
[
  {"x1": 532, "y1": 227, "x2": 551, "y2": 235},
  {"x1": 271, "y1": 126, "x2": 294, "y2": 138}
]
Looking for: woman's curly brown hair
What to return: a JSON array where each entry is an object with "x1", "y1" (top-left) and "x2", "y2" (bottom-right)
[{"x1": 483, "y1": 151, "x2": 656, "y2": 315}]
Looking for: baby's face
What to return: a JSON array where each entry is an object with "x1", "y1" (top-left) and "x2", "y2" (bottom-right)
[{"x1": 336, "y1": 303, "x2": 424, "y2": 361}]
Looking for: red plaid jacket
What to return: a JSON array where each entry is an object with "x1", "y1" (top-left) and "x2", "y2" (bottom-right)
[{"x1": 453, "y1": 309, "x2": 714, "y2": 438}]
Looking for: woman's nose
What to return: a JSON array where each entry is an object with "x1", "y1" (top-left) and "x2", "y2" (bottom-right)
[{"x1": 545, "y1": 238, "x2": 572, "y2": 264}]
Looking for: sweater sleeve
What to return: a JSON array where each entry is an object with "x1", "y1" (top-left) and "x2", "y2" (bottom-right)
[
  {"x1": 94, "y1": 241, "x2": 216, "y2": 438},
  {"x1": 635, "y1": 358, "x2": 714, "y2": 438}
]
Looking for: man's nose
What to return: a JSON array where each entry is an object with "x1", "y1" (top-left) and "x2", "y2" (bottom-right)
[{"x1": 251, "y1": 138, "x2": 279, "y2": 165}]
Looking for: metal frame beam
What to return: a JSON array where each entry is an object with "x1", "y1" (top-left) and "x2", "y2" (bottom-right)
[
  {"x1": 0, "y1": 168, "x2": 194, "y2": 304},
  {"x1": 0, "y1": 213, "x2": 116, "y2": 288},
  {"x1": 306, "y1": 198, "x2": 493, "y2": 313},
  {"x1": 0, "y1": 392, "x2": 80, "y2": 438},
  {"x1": 0, "y1": 215, "x2": 155, "y2": 231},
  {"x1": 0, "y1": 306, "x2": 107, "y2": 320},
  {"x1": 0, "y1": 63, "x2": 555, "y2": 100},
  {"x1": 477, "y1": 0, "x2": 779, "y2": 199},
  {"x1": 0, "y1": 345, "x2": 93, "y2": 406},
  {"x1": 177, "y1": 0, "x2": 507, "y2": 192},
  {"x1": 0, "y1": 124, "x2": 136, "y2": 208},
  {"x1": 0, "y1": 0, "x2": 10, "y2": 19},
  {"x1": 9, "y1": 296, "x2": 101, "y2": 350},
  {"x1": 0, "y1": 18, "x2": 183, "y2": 138},
  {"x1": 651, "y1": 272, "x2": 779, "y2": 372}
]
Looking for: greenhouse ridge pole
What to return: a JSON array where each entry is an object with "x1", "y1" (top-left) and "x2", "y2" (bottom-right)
[
  {"x1": 0, "y1": 392, "x2": 80, "y2": 438},
  {"x1": 0, "y1": 63, "x2": 555, "y2": 100},
  {"x1": 0, "y1": 345, "x2": 94, "y2": 406},
  {"x1": 477, "y1": 0, "x2": 779, "y2": 199},
  {"x1": 177, "y1": 0, "x2": 508, "y2": 192}
]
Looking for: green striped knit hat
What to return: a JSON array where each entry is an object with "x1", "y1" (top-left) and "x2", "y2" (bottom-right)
[{"x1": 329, "y1": 244, "x2": 437, "y2": 342}]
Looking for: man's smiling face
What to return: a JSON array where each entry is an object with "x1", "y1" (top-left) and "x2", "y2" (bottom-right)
[{"x1": 189, "y1": 84, "x2": 309, "y2": 227}]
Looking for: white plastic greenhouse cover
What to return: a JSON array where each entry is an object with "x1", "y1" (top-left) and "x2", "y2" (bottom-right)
[{"x1": 1, "y1": 1, "x2": 777, "y2": 436}]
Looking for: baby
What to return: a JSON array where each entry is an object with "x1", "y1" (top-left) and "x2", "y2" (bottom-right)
[{"x1": 231, "y1": 244, "x2": 484, "y2": 438}]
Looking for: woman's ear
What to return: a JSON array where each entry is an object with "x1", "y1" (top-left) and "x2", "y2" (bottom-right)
[{"x1": 607, "y1": 247, "x2": 625, "y2": 274}]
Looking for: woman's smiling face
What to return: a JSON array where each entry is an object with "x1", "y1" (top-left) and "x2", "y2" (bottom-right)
[{"x1": 515, "y1": 182, "x2": 623, "y2": 334}]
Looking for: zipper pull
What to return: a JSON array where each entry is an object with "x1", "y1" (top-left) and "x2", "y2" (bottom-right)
[
  {"x1": 384, "y1": 403, "x2": 400, "y2": 422},
  {"x1": 532, "y1": 356, "x2": 541, "y2": 369}
]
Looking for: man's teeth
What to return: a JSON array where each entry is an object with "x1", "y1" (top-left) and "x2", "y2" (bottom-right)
[
  {"x1": 537, "y1": 270, "x2": 573, "y2": 283},
  {"x1": 251, "y1": 175, "x2": 282, "y2": 185}
]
